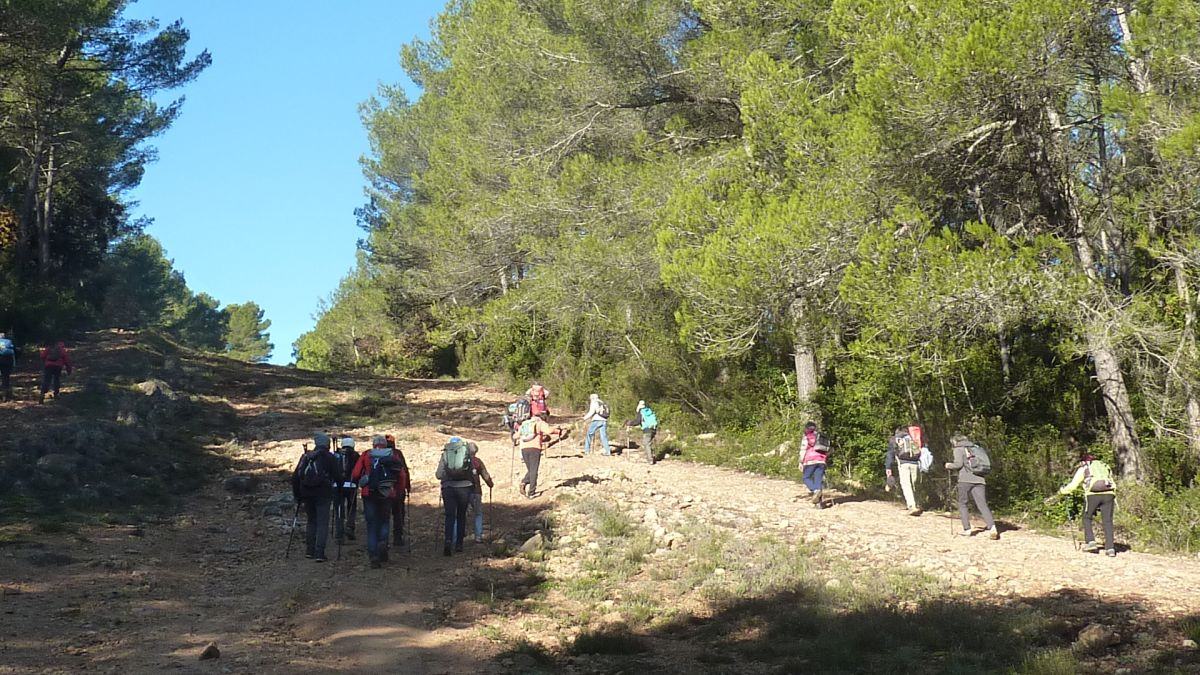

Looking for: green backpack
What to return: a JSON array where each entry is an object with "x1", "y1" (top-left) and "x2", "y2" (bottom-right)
[{"x1": 442, "y1": 438, "x2": 473, "y2": 481}]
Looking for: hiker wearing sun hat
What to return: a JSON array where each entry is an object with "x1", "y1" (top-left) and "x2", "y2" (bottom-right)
[{"x1": 634, "y1": 400, "x2": 658, "y2": 464}]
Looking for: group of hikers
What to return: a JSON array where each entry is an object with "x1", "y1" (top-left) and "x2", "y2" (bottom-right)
[
  {"x1": 291, "y1": 382, "x2": 1118, "y2": 567},
  {"x1": 501, "y1": 384, "x2": 660, "y2": 499},
  {"x1": 0, "y1": 331, "x2": 74, "y2": 404},
  {"x1": 291, "y1": 432, "x2": 496, "y2": 566},
  {"x1": 802, "y1": 420, "x2": 1121, "y2": 556}
]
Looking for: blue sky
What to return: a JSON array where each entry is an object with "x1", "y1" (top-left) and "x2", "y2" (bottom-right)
[{"x1": 123, "y1": 0, "x2": 445, "y2": 364}]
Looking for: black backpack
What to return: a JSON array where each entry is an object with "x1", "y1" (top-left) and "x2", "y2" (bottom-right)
[
  {"x1": 598, "y1": 399, "x2": 611, "y2": 419},
  {"x1": 298, "y1": 451, "x2": 330, "y2": 493},
  {"x1": 366, "y1": 453, "x2": 399, "y2": 501}
]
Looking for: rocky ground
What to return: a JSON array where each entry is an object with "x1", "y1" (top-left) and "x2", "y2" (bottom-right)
[{"x1": 1, "y1": 331, "x2": 1199, "y2": 673}]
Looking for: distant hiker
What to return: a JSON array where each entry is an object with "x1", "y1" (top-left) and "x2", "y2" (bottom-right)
[
  {"x1": 467, "y1": 442, "x2": 494, "y2": 543},
  {"x1": 436, "y1": 437, "x2": 475, "y2": 555},
  {"x1": 1047, "y1": 454, "x2": 1118, "y2": 556},
  {"x1": 800, "y1": 421, "x2": 831, "y2": 509},
  {"x1": 516, "y1": 413, "x2": 565, "y2": 499},
  {"x1": 945, "y1": 434, "x2": 998, "y2": 539},
  {"x1": 0, "y1": 332, "x2": 14, "y2": 400},
  {"x1": 290, "y1": 433, "x2": 342, "y2": 562},
  {"x1": 582, "y1": 393, "x2": 612, "y2": 456},
  {"x1": 384, "y1": 434, "x2": 412, "y2": 547},
  {"x1": 625, "y1": 400, "x2": 658, "y2": 464},
  {"x1": 526, "y1": 382, "x2": 550, "y2": 418},
  {"x1": 38, "y1": 340, "x2": 72, "y2": 404},
  {"x1": 885, "y1": 425, "x2": 924, "y2": 516},
  {"x1": 333, "y1": 437, "x2": 360, "y2": 541},
  {"x1": 351, "y1": 435, "x2": 404, "y2": 567}
]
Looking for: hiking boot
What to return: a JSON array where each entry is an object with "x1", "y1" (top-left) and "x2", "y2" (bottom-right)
[
  {"x1": 443, "y1": 544, "x2": 452, "y2": 557},
  {"x1": 393, "y1": 536, "x2": 403, "y2": 547},
  {"x1": 305, "y1": 552, "x2": 314, "y2": 559},
  {"x1": 956, "y1": 528, "x2": 973, "y2": 536},
  {"x1": 908, "y1": 508, "x2": 923, "y2": 516},
  {"x1": 38, "y1": 393, "x2": 44, "y2": 405},
  {"x1": 369, "y1": 559, "x2": 382, "y2": 569},
  {"x1": 474, "y1": 535, "x2": 484, "y2": 544},
  {"x1": 1105, "y1": 548, "x2": 1116, "y2": 557},
  {"x1": 812, "y1": 490, "x2": 823, "y2": 505},
  {"x1": 519, "y1": 482, "x2": 527, "y2": 496},
  {"x1": 314, "y1": 556, "x2": 326, "y2": 563},
  {"x1": 346, "y1": 532, "x2": 356, "y2": 541},
  {"x1": 380, "y1": 548, "x2": 389, "y2": 563},
  {"x1": 988, "y1": 528, "x2": 1000, "y2": 540},
  {"x1": 1082, "y1": 541, "x2": 1101, "y2": 553},
  {"x1": 454, "y1": 543, "x2": 464, "y2": 553}
]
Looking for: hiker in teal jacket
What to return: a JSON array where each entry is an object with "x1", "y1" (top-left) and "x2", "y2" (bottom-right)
[{"x1": 1047, "y1": 454, "x2": 1118, "y2": 557}]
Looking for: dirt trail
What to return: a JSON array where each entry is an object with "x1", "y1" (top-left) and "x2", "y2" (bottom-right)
[{"x1": 3, "y1": 349, "x2": 1200, "y2": 672}]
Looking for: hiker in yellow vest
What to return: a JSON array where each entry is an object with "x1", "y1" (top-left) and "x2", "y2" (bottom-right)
[{"x1": 1046, "y1": 454, "x2": 1118, "y2": 557}]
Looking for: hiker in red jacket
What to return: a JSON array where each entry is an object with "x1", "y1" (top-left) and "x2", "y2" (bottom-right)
[
  {"x1": 351, "y1": 435, "x2": 405, "y2": 567},
  {"x1": 39, "y1": 340, "x2": 72, "y2": 404}
]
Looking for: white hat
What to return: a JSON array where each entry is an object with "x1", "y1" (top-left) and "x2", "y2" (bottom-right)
[
  {"x1": 340, "y1": 437, "x2": 354, "y2": 449},
  {"x1": 636, "y1": 400, "x2": 646, "y2": 411}
]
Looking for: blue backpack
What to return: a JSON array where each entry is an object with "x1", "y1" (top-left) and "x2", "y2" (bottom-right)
[
  {"x1": 640, "y1": 407, "x2": 658, "y2": 429},
  {"x1": 0, "y1": 338, "x2": 13, "y2": 356}
]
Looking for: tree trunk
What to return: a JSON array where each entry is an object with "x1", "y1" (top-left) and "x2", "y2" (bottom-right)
[
  {"x1": 1173, "y1": 261, "x2": 1200, "y2": 461},
  {"x1": 790, "y1": 298, "x2": 818, "y2": 404},
  {"x1": 1074, "y1": 233, "x2": 1145, "y2": 482},
  {"x1": 998, "y1": 329, "x2": 1012, "y2": 383},
  {"x1": 1113, "y1": 4, "x2": 1153, "y2": 95},
  {"x1": 18, "y1": 131, "x2": 43, "y2": 265},
  {"x1": 38, "y1": 143, "x2": 55, "y2": 277}
]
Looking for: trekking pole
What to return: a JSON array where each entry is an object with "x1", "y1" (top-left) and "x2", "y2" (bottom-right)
[
  {"x1": 334, "y1": 497, "x2": 343, "y2": 562},
  {"x1": 284, "y1": 501, "x2": 301, "y2": 559}
]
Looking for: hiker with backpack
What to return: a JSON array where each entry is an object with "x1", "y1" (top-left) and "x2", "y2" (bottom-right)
[
  {"x1": 582, "y1": 393, "x2": 613, "y2": 456},
  {"x1": 526, "y1": 382, "x2": 550, "y2": 418},
  {"x1": 290, "y1": 433, "x2": 342, "y2": 562},
  {"x1": 384, "y1": 434, "x2": 412, "y2": 548},
  {"x1": 1045, "y1": 454, "x2": 1118, "y2": 556},
  {"x1": 800, "y1": 421, "x2": 832, "y2": 509},
  {"x1": 886, "y1": 425, "x2": 926, "y2": 516},
  {"x1": 0, "y1": 332, "x2": 15, "y2": 401},
  {"x1": 333, "y1": 437, "x2": 360, "y2": 542},
  {"x1": 516, "y1": 413, "x2": 565, "y2": 499},
  {"x1": 945, "y1": 434, "x2": 999, "y2": 539},
  {"x1": 466, "y1": 442, "x2": 494, "y2": 543},
  {"x1": 38, "y1": 340, "x2": 72, "y2": 404},
  {"x1": 436, "y1": 437, "x2": 476, "y2": 555},
  {"x1": 503, "y1": 398, "x2": 532, "y2": 446},
  {"x1": 625, "y1": 400, "x2": 659, "y2": 464},
  {"x1": 351, "y1": 435, "x2": 404, "y2": 567}
]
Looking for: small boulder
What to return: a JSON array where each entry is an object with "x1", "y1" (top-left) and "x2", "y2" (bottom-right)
[
  {"x1": 223, "y1": 474, "x2": 259, "y2": 494},
  {"x1": 695, "y1": 433, "x2": 717, "y2": 440},
  {"x1": 1074, "y1": 623, "x2": 1120, "y2": 651},
  {"x1": 1183, "y1": 639, "x2": 1198, "y2": 650},
  {"x1": 198, "y1": 642, "x2": 220, "y2": 660},
  {"x1": 436, "y1": 424, "x2": 453, "y2": 435},
  {"x1": 774, "y1": 440, "x2": 793, "y2": 456},
  {"x1": 136, "y1": 379, "x2": 178, "y2": 400},
  {"x1": 519, "y1": 532, "x2": 546, "y2": 554}
]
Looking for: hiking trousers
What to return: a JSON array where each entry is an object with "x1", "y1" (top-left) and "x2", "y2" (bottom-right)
[
  {"x1": 362, "y1": 498, "x2": 391, "y2": 561},
  {"x1": 303, "y1": 495, "x2": 333, "y2": 559},
  {"x1": 40, "y1": 365, "x2": 62, "y2": 396},
  {"x1": 442, "y1": 485, "x2": 471, "y2": 548},
  {"x1": 334, "y1": 488, "x2": 357, "y2": 539},
  {"x1": 957, "y1": 483, "x2": 995, "y2": 531},
  {"x1": 898, "y1": 462, "x2": 920, "y2": 510},
  {"x1": 0, "y1": 359, "x2": 12, "y2": 397},
  {"x1": 1083, "y1": 493, "x2": 1115, "y2": 548},
  {"x1": 802, "y1": 463, "x2": 826, "y2": 493},
  {"x1": 521, "y1": 449, "x2": 542, "y2": 496},
  {"x1": 643, "y1": 427, "x2": 657, "y2": 464},
  {"x1": 585, "y1": 419, "x2": 611, "y2": 455}
]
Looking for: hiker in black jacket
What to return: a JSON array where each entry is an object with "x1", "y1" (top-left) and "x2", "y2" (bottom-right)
[
  {"x1": 333, "y1": 437, "x2": 360, "y2": 541},
  {"x1": 291, "y1": 433, "x2": 342, "y2": 562}
]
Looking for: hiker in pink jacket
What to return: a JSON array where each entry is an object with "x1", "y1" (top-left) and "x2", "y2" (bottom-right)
[{"x1": 800, "y1": 421, "x2": 831, "y2": 509}]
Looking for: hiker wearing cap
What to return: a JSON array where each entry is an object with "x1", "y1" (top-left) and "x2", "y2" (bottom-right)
[
  {"x1": 582, "y1": 393, "x2": 612, "y2": 456},
  {"x1": 515, "y1": 413, "x2": 564, "y2": 499},
  {"x1": 946, "y1": 434, "x2": 999, "y2": 540},
  {"x1": 800, "y1": 422, "x2": 832, "y2": 509},
  {"x1": 351, "y1": 435, "x2": 404, "y2": 567},
  {"x1": 38, "y1": 340, "x2": 72, "y2": 404},
  {"x1": 385, "y1": 434, "x2": 412, "y2": 547},
  {"x1": 0, "y1": 332, "x2": 15, "y2": 401},
  {"x1": 1046, "y1": 454, "x2": 1118, "y2": 556},
  {"x1": 333, "y1": 437, "x2": 360, "y2": 541},
  {"x1": 625, "y1": 401, "x2": 659, "y2": 464},
  {"x1": 466, "y1": 442, "x2": 494, "y2": 543},
  {"x1": 436, "y1": 437, "x2": 475, "y2": 555},
  {"x1": 291, "y1": 433, "x2": 342, "y2": 562}
]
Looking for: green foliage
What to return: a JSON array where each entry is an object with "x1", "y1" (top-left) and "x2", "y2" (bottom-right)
[{"x1": 223, "y1": 302, "x2": 273, "y2": 363}]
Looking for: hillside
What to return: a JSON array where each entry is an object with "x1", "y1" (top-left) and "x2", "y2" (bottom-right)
[{"x1": 1, "y1": 331, "x2": 1198, "y2": 673}]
